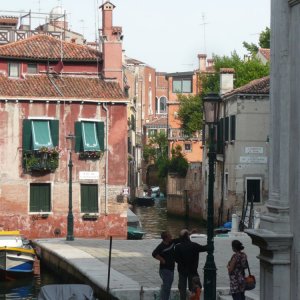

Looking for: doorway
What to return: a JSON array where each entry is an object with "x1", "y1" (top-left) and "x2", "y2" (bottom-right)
[{"x1": 246, "y1": 178, "x2": 261, "y2": 203}]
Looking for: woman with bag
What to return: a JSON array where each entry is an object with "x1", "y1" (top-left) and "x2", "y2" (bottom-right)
[{"x1": 227, "y1": 240, "x2": 248, "y2": 300}]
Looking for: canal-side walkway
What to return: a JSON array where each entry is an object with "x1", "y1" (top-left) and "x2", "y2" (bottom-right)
[{"x1": 34, "y1": 233, "x2": 260, "y2": 300}]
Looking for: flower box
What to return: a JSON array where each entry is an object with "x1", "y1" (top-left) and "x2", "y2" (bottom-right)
[
  {"x1": 79, "y1": 151, "x2": 102, "y2": 160},
  {"x1": 23, "y1": 146, "x2": 61, "y2": 172}
]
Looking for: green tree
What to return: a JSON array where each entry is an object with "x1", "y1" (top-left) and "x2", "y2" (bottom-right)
[
  {"x1": 201, "y1": 51, "x2": 270, "y2": 94},
  {"x1": 243, "y1": 27, "x2": 270, "y2": 55},
  {"x1": 143, "y1": 131, "x2": 168, "y2": 163},
  {"x1": 177, "y1": 94, "x2": 203, "y2": 136}
]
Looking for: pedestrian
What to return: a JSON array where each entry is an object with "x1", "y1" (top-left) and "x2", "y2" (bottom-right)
[
  {"x1": 174, "y1": 229, "x2": 208, "y2": 300},
  {"x1": 227, "y1": 240, "x2": 248, "y2": 300},
  {"x1": 152, "y1": 231, "x2": 180, "y2": 300},
  {"x1": 189, "y1": 276, "x2": 202, "y2": 300}
]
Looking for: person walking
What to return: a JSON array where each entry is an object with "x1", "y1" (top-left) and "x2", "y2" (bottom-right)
[
  {"x1": 152, "y1": 231, "x2": 180, "y2": 300},
  {"x1": 227, "y1": 240, "x2": 248, "y2": 300},
  {"x1": 174, "y1": 229, "x2": 208, "y2": 300}
]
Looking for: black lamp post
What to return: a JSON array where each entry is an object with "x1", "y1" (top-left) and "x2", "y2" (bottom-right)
[
  {"x1": 203, "y1": 92, "x2": 221, "y2": 300},
  {"x1": 66, "y1": 134, "x2": 76, "y2": 241}
]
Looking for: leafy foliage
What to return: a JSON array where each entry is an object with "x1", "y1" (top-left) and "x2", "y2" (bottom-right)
[
  {"x1": 243, "y1": 27, "x2": 270, "y2": 55},
  {"x1": 201, "y1": 51, "x2": 270, "y2": 94},
  {"x1": 168, "y1": 145, "x2": 189, "y2": 177},
  {"x1": 177, "y1": 94, "x2": 203, "y2": 136},
  {"x1": 143, "y1": 133, "x2": 188, "y2": 178}
]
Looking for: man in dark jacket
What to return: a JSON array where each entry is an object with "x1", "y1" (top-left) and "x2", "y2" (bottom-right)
[
  {"x1": 174, "y1": 229, "x2": 208, "y2": 300},
  {"x1": 152, "y1": 231, "x2": 180, "y2": 300}
]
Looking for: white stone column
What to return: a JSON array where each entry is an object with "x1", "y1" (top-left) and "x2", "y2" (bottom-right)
[{"x1": 246, "y1": 0, "x2": 299, "y2": 299}]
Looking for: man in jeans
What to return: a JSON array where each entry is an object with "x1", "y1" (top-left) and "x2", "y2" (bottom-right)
[
  {"x1": 152, "y1": 231, "x2": 180, "y2": 300},
  {"x1": 174, "y1": 229, "x2": 208, "y2": 300}
]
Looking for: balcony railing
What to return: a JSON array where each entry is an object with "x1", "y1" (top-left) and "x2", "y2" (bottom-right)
[{"x1": 168, "y1": 128, "x2": 202, "y2": 140}]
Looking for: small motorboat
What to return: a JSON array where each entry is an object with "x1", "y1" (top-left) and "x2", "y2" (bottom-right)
[
  {"x1": 0, "y1": 231, "x2": 36, "y2": 280},
  {"x1": 38, "y1": 284, "x2": 96, "y2": 300},
  {"x1": 127, "y1": 209, "x2": 145, "y2": 240},
  {"x1": 135, "y1": 195, "x2": 155, "y2": 206}
]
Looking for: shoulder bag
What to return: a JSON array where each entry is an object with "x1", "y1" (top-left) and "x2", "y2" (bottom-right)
[{"x1": 244, "y1": 259, "x2": 256, "y2": 291}]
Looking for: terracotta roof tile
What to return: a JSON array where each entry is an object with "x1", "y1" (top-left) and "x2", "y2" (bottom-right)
[
  {"x1": 145, "y1": 116, "x2": 167, "y2": 127},
  {"x1": 0, "y1": 34, "x2": 101, "y2": 61},
  {"x1": 259, "y1": 48, "x2": 270, "y2": 61},
  {"x1": 223, "y1": 76, "x2": 270, "y2": 98},
  {"x1": 0, "y1": 74, "x2": 125, "y2": 100}
]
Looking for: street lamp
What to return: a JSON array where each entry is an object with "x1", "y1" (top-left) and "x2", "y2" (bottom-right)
[
  {"x1": 203, "y1": 92, "x2": 221, "y2": 300},
  {"x1": 66, "y1": 133, "x2": 76, "y2": 241}
]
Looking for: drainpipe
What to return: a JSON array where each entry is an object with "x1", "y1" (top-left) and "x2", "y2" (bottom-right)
[{"x1": 102, "y1": 103, "x2": 109, "y2": 215}]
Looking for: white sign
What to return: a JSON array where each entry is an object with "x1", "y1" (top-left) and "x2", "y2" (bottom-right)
[
  {"x1": 122, "y1": 187, "x2": 130, "y2": 196},
  {"x1": 79, "y1": 171, "x2": 99, "y2": 180},
  {"x1": 245, "y1": 147, "x2": 264, "y2": 154},
  {"x1": 240, "y1": 156, "x2": 267, "y2": 164}
]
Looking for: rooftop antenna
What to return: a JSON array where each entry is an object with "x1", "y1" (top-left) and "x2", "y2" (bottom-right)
[
  {"x1": 79, "y1": 19, "x2": 87, "y2": 37},
  {"x1": 199, "y1": 13, "x2": 208, "y2": 54}
]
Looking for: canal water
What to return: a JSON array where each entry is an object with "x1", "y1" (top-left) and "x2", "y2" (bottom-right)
[
  {"x1": 2, "y1": 198, "x2": 206, "y2": 298},
  {"x1": 0, "y1": 262, "x2": 66, "y2": 299},
  {"x1": 131, "y1": 197, "x2": 207, "y2": 239}
]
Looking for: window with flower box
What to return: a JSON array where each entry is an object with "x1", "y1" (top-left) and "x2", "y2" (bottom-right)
[
  {"x1": 75, "y1": 121, "x2": 104, "y2": 159},
  {"x1": 22, "y1": 119, "x2": 60, "y2": 172}
]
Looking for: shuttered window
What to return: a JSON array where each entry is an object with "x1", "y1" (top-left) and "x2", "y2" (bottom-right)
[
  {"x1": 30, "y1": 183, "x2": 51, "y2": 212},
  {"x1": 23, "y1": 119, "x2": 59, "y2": 151},
  {"x1": 230, "y1": 115, "x2": 236, "y2": 141},
  {"x1": 32, "y1": 120, "x2": 53, "y2": 150},
  {"x1": 81, "y1": 184, "x2": 98, "y2": 213},
  {"x1": 82, "y1": 122, "x2": 100, "y2": 151},
  {"x1": 225, "y1": 117, "x2": 229, "y2": 142},
  {"x1": 75, "y1": 121, "x2": 105, "y2": 153},
  {"x1": 217, "y1": 118, "x2": 224, "y2": 154}
]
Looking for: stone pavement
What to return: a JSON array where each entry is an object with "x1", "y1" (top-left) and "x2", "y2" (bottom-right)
[{"x1": 34, "y1": 232, "x2": 260, "y2": 300}]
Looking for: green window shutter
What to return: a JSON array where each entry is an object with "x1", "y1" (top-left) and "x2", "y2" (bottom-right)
[
  {"x1": 23, "y1": 119, "x2": 32, "y2": 151},
  {"x1": 81, "y1": 184, "x2": 98, "y2": 213},
  {"x1": 82, "y1": 122, "x2": 100, "y2": 151},
  {"x1": 96, "y1": 122, "x2": 105, "y2": 151},
  {"x1": 230, "y1": 115, "x2": 236, "y2": 141},
  {"x1": 31, "y1": 120, "x2": 53, "y2": 150},
  {"x1": 225, "y1": 117, "x2": 229, "y2": 142},
  {"x1": 30, "y1": 183, "x2": 51, "y2": 212},
  {"x1": 81, "y1": 184, "x2": 89, "y2": 212},
  {"x1": 50, "y1": 120, "x2": 59, "y2": 147},
  {"x1": 75, "y1": 121, "x2": 82, "y2": 153},
  {"x1": 89, "y1": 184, "x2": 98, "y2": 212},
  {"x1": 217, "y1": 119, "x2": 223, "y2": 154}
]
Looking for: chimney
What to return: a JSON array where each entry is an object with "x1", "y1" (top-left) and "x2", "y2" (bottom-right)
[
  {"x1": 99, "y1": 1, "x2": 123, "y2": 88},
  {"x1": 207, "y1": 58, "x2": 214, "y2": 68},
  {"x1": 220, "y1": 68, "x2": 235, "y2": 95},
  {"x1": 197, "y1": 54, "x2": 207, "y2": 72}
]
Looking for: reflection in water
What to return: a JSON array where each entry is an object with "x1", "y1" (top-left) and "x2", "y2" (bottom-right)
[
  {"x1": 0, "y1": 263, "x2": 64, "y2": 300},
  {"x1": 132, "y1": 198, "x2": 206, "y2": 239}
]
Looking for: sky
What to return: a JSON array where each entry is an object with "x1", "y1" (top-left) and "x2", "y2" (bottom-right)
[{"x1": 1, "y1": 0, "x2": 270, "y2": 73}]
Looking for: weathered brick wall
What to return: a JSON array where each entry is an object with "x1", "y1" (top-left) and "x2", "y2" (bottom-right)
[{"x1": 0, "y1": 101, "x2": 128, "y2": 239}]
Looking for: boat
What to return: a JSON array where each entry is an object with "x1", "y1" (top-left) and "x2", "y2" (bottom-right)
[
  {"x1": 150, "y1": 186, "x2": 165, "y2": 200},
  {"x1": 0, "y1": 231, "x2": 36, "y2": 280},
  {"x1": 38, "y1": 284, "x2": 96, "y2": 300},
  {"x1": 127, "y1": 209, "x2": 145, "y2": 240},
  {"x1": 134, "y1": 195, "x2": 155, "y2": 206}
]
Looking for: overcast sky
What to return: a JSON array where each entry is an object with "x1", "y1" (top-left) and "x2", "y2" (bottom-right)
[{"x1": 2, "y1": 0, "x2": 270, "y2": 72}]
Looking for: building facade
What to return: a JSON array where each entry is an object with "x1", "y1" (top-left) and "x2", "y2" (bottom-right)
[{"x1": 0, "y1": 1, "x2": 129, "y2": 239}]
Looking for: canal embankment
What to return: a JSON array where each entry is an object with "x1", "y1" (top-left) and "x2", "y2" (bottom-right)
[{"x1": 33, "y1": 233, "x2": 260, "y2": 300}]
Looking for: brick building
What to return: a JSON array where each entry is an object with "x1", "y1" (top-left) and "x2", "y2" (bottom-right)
[{"x1": 0, "y1": 1, "x2": 129, "y2": 239}]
